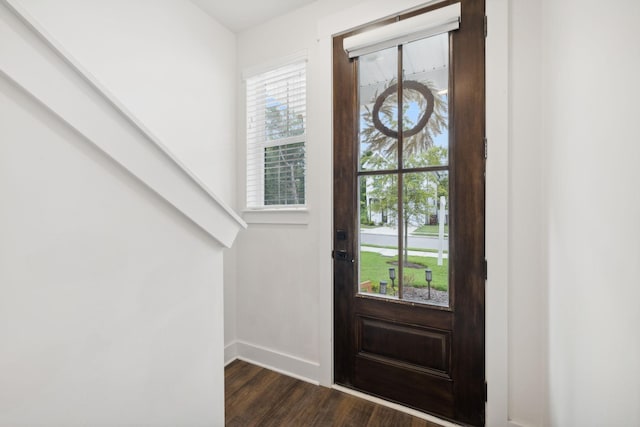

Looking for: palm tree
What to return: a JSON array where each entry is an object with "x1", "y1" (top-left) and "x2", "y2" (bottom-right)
[{"x1": 360, "y1": 79, "x2": 447, "y2": 160}]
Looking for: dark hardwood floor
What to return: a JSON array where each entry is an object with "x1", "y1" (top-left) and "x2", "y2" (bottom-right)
[{"x1": 225, "y1": 360, "x2": 444, "y2": 426}]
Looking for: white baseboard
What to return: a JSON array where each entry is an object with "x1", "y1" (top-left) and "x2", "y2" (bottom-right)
[
  {"x1": 508, "y1": 421, "x2": 528, "y2": 427},
  {"x1": 229, "y1": 340, "x2": 320, "y2": 385}
]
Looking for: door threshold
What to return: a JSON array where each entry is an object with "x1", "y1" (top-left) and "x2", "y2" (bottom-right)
[{"x1": 331, "y1": 384, "x2": 462, "y2": 427}]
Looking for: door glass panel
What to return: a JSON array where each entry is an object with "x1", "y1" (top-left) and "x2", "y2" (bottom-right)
[
  {"x1": 401, "y1": 171, "x2": 449, "y2": 307},
  {"x1": 358, "y1": 175, "x2": 399, "y2": 299},
  {"x1": 402, "y1": 33, "x2": 449, "y2": 167},
  {"x1": 358, "y1": 171, "x2": 449, "y2": 306},
  {"x1": 357, "y1": 34, "x2": 452, "y2": 307},
  {"x1": 359, "y1": 46, "x2": 398, "y2": 172}
]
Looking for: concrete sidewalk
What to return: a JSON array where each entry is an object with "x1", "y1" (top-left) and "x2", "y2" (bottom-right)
[
  {"x1": 360, "y1": 226, "x2": 414, "y2": 235},
  {"x1": 361, "y1": 245, "x2": 449, "y2": 259},
  {"x1": 361, "y1": 225, "x2": 448, "y2": 237}
]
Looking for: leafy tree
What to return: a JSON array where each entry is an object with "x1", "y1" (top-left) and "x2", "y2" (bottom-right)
[
  {"x1": 364, "y1": 150, "x2": 448, "y2": 262},
  {"x1": 264, "y1": 142, "x2": 305, "y2": 205},
  {"x1": 263, "y1": 103, "x2": 305, "y2": 205}
]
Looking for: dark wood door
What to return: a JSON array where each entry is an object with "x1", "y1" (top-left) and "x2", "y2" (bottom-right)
[{"x1": 333, "y1": 1, "x2": 485, "y2": 425}]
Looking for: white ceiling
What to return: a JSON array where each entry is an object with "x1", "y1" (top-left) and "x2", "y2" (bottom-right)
[{"x1": 190, "y1": 0, "x2": 316, "y2": 33}]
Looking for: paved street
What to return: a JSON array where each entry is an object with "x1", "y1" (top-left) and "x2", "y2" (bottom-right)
[{"x1": 360, "y1": 226, "x2": 449, "y2": 252}]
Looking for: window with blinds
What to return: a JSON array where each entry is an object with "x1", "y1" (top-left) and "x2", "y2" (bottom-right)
[{"x1": 246, "y1": 59, "x2": 306, "y2": 209}]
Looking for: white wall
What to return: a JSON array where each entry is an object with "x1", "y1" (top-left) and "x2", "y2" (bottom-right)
[
  {"x1": 17, "y1": 0, "x2": 238, "y2": 205},
  {"x1": 0, "y1": 1, "x2": 243, "y2": 424},
  {"x1": 10, "y1": 0, "x2": 244, "y2": 393},
  {"x1": 0, "y1": 71, "x2": 225, "y2": 425},
  {"x1": 231, "y1": 1, "x2": 526, "y2": 426},
  {"x1": 231, "y1": 0, "x2": 364, "y2": 381},
  {"x1": 232, "y1": 1, "x2": 637, "y2": 426},
  {"x1": 542, "y1": 1, "x2": 640, "y2": 425}
]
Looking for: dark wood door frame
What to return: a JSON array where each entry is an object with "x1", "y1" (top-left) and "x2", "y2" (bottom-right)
[{"x1": 333, "y1": 1, "x2": 486, "y2": 425}]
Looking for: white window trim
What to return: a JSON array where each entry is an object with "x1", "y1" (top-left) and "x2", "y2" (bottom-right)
[
  {"x1": 242, "y1": 208, "x2": 310, "y2": 225},
  {"x1": 243, "y1": 53, "x2": 309, "y2": 223},
  {"x1": 242, "y1": 50, "x2": 308, "y2": 80}
]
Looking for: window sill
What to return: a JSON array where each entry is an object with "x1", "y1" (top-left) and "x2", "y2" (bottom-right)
[{"x1": 242, "y1": 208, "x2": 310, "y2": 225}]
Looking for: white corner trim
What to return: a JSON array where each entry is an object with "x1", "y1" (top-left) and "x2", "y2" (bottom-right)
[
  {"x1": 234, "y1": 340, "x2": 320, "y2": 385},
  {"x1": 485, "y1": 0, "x2": 510, "y2": 425},
  {"x1": 242, "y1": 208, "x2": 310, "y2": 225},
  {"x1": 224, "y1": 341, "x2": 239, "y2": 366},
  {"x1": 0, "y1": 0, "x2": 247, "y2": 247}
]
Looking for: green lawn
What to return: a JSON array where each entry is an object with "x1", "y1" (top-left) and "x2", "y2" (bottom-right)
[
  {"x1": 413, "y1": 224, "x2": 449, "y2": 236},
  {"x1": 359, "y1": 251, "x2": 448, "y2": 292}
]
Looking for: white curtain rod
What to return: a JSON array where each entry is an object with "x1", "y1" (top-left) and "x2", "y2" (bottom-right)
[{"x1": 343, "y1": 2, "x2": 461, "y2": 58}]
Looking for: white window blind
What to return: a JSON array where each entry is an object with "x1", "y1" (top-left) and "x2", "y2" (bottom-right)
[
  {"x1": 343, "y1": 2, "x2": 461, "y2": 58},
  {"x1": 246, "y1": 60, "x2": 306, "y2": 209}
]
